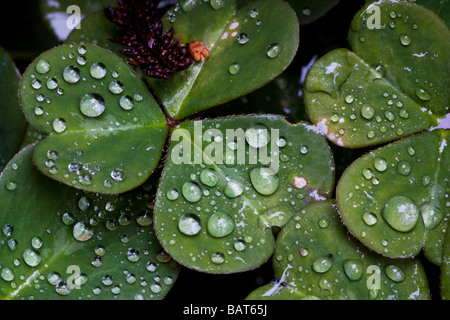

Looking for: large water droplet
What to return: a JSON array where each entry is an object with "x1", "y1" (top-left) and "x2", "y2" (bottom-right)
[
  {"x1": 23, "y1": 248, "x2": 42, "y2": 267},
  {"x1": 200, "y1": 168, "x2": 219, "y2": 187},
  {"x1": 63, "y1": 66, "x2": 80, "y2": 83},
  {"x1": 90, "y1": 62, "x2": 107, "y2": 79},
  {"x1": 250, "y1": 167, "x2": 279, "y2": 196},
  {"x1": 73, "y1": 221, "x2": 94, "y2": 241},
  {"x1": 182, "y1": 182, "x2": 202, "y2": 202},
  {"x1": 245, "y1": 123, "x2": 270, "y2": 148},
  {"x1": 312, "y1": 256, "x2": 333, "y2": 273},
  {"x1": 207, "y1": 212, "x2": 234, "y2": 238},
  {"x1": 80, "y1": 93, "x2": 105, "y2": 118},
  {"x1": 266, "y1": 43, "x2": 281, "y2": 58},
  {"x1": 385, "y1": 264, "x2": 405, "y2": 282},
  {"x1": 178, "y1": 213, "x2": 202, "y2": 236},
  {"x1": 382, "y1": 195, "x2": 419, "y2": 232},
  {"x1": 343, "y1": 259, "x2": 363, "y2": 281}
]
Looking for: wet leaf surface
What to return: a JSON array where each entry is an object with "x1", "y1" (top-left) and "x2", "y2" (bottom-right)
[
  {"x1": 0, "y1": 144, "x2": 180, "y2": 300},
  {"x1": 19, "y1": 44, "x2": 168, "y2": 194},
  {"x1": 154, "y1": 115, "x2": 334, "y2": 273}
]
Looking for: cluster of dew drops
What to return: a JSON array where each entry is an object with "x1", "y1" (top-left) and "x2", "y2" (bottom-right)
[
  {"x1": 28, "y1": 44, "x2": 149, "y2": 189},
  {"x1": 160, "y1": 122, "x2": 314, "y2": 267},
  {"x1": 0, "y1": 187, "x2": 178, "y2": 299},
  {"x1": 169, "y1": 0, "x2": 283, "y2": 77}
]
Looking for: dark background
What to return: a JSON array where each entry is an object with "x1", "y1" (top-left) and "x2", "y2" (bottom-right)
[{"x1": 0, "y1": 0, "x2": 442, "y2": 301}]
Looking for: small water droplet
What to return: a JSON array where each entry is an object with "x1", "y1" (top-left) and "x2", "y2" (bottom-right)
[
  {"x1": 343, "y1": 259, "x2": 363, "y2": 281},
  {"x1": 35, "y1": 59, "x2": 51, "y2": 74},
  {"x1": 136, "y1": 212, "x2": 153, "y2": 227},
  {"x1": 90, "y1": 62, "x2": 107, "y2": 79},
  {"x1": 127, "y1": 249, "x2": 140, "y2": 262},
  {"x1": 181, "y1": 0, "x2": 198, "y2": 12},
  {"x1": 318, "y1": 218, "x2": 329, "y2": 229},
  {"x1": 415, "y1": 87, "x2": 431, "y2": 101},
  {"x1": 53, "y1": 118, "x2": 67, "y2": 133},
  {"x1": 78, "y1": 45, "x2": 87, "y2": 55},
  {"x1": 399, "y1": 34, "x2": 411, "y2": 46},
  {"x1": 397, "y1": 161, "x2": 411, "y2": 176},
  {"x1": 77, "y1": 55, "x2": 86, "y2": 65},
  {"x1": 249, "y1": 9, "x2": 258, "y2": 18},
  {"x1": 211, "y1": 252, "x2": 225, "y2": 264},
  {"x1": 119, "y1": 95, "x2": 134, "y2": 110},
  {"x1": 166, "y1": 188, "x2": 179, "y2": 200},
  {"x1": 73, "y1": 221, "x2": 94, "y2": 241},
  {"x1": 373, "y1": 157, "x2": 388, "y2": 172},
  {"x1": 228, "y1": 62, "x2": 241, "y2": 75},
  {"x1": 108, "y1": 80, "x2": 124, "y2": 95},
  {"x1": 363, "y1": 212, "x2": 378, "y2": 226},
  {"x1": 31, "y1": 236, "x2": 43, "y2": 249},
  {"x1": 237, "y1": 33, "x2": 249, "y2": 45},
  {"x1": 382, "y1": 195, "x2": 419, "y2": 232},
  {"x1": 5, "y1": 181, "x2": 17, "y2": 191},
  {"x1": 63, "y1": 66, "x2": 80, "y2": 83},
  {"x1": 31, "y1": 79, "x2": 42, "y2": 89},
  {"x1": 200, "y1": 168, "x2": 219, "y2": 187},
  {"x1": 23, "y1": 248, "x2": 42, "y2": 267},
  {"x1": 46, "y1": 78, "x2": 58, "y2": 90},
  {"x1": 210, "y1": 0, "x2": 224, "y2": 10},
  {"x1": 385, "y1": 264, "x2": 406, "y2": 282},
  {"x1": 207, "y1": 212, "x2": 234, "y2": 238},
  {"x1": 312, "y1": 256, "x2": 333, "y2": 273},
  {"x1": 234, "y1": 240, "x2": 246, "y2": 252},
  {"x1": 362, "y1": 168, "x2": 374, "y2": 180},
  {"x1": 178, "y1": 213, "x2": 202, "y2": 236},
  {"x1": 360, "y1": 104, "x2": 375, "y2": 120},
  {"x1": 182, "y1": 182, "x2": 202, "y2": 202},
  {"x1": 266, "y1": 43, "x2": 282, "y2": 59},
  {"x1": 47, "y1": 272, "x2": 62, "y2": 285},
  {"x1": 1, "y1": 267, "x2": 15, "y2": 281},
  {"x1": 345, "y1": 95, "x2": 355, "y2": 104}
]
